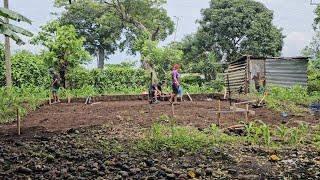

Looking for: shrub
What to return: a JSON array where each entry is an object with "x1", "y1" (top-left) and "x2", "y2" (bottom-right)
[{"x1": 0, "y1": 50, "x2": 50, "y2": 87}]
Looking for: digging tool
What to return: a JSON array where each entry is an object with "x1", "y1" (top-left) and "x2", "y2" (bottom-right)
[
  {"x1": 186, "y1": 92, "x2": 193, "y2": 101},
  {"x1": 252, "y1": 92, "x2": 268, "y2": 108}
]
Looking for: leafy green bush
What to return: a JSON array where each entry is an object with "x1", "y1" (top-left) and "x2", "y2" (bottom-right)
[
  {"x1": 181, "y1": 74, "x2": 204, "y2": 86},
  {"x1": 264, "y1": 85, "x2": 320, "y2": 113},
  {"x1": 67, "y1": 65, "x2": 148, "y2": 92},
  {"x1": 0, "y1": 86, "x2": 50, "y2": 124},
  {"x1": 0, "y1": 50, "x2": 50, "y2": 87}
]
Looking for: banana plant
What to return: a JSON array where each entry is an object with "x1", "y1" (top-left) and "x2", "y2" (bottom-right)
[{"x1": 0, "y1": 7, "x2": 33, "y2": 44}]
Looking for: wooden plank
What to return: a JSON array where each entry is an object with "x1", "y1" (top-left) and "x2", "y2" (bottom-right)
[
  {"x1": 224, "y1": 70, "x2": 246, "y2": 76},
  {"x1": 230, "y1": 106, "x2": 255, "y2": 116},
  {"x1": 228, "y1": 79, "x2": 245, "y2": 84},
  {"x1": 227, "y1": 66, "x2": 246, "y2": 72},
  {"x1": 212, "y1": 110, "x2": 251, "y2": 113},
  {"x1": 234, "y1": 101, "x2": 256, "y2": 105},
  {"x1": 228, "y1": 76, "x2": 246, "y2": 81},
  {"x1": 229, "y1": 63, "x2": 246, "y2": 69}
]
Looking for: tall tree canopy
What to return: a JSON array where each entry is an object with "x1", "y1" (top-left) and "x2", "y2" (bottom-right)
[
  {"x1": 192, "y1": 0, "x2": 284, "y2": 62},
  {"x1": 56, "y1": 0, "x2": 174, "y2": 71},
  {"x1": 31, "y1": 21, "x2": 90, "y2": 87},
  {"x1": 59, "y1": 0, "x2": 123, "y2": 68}
]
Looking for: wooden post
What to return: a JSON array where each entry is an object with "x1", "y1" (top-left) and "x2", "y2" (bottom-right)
[
  {"x1": 227, "y1": 74, "x2": 232, "y2": 107},
  {"x1": 49, "y1": 94, "x2": 52, "y2": 105},
  {"x1": 17, "y1": 108, "x2": 20, "y2": 135},
  {"x1": 233, "y1": 103, "x2": 236, "y2": 122},
  {"x1": 172, "y1": 103, "x2": 175, "y2": 117},
  {"x1": 67, "y1": 95, "x2": 71, "y2": 103},
  {"x1": 245, "y1": 103, "x2": 249, "y2": 123},
  {"x1": 218, "y1": 100, "x2": 221, "y2": 126}
]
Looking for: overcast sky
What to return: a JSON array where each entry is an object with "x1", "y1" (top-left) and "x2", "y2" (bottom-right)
[{"x1": 2, "y1": 0, "x2": 318, "y2": 66}]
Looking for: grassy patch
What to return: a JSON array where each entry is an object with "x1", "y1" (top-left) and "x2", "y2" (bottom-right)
[
  {"x1": 134, "y1": 123, "x2": 239, "y2": 154},
  {"x1": 134, "y1": 121, "x2": 320, "y2": 154}
]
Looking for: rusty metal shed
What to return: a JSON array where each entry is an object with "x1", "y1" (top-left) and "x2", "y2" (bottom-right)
[{"x1": 224, "y1": 55, "x2": 309, "y2": 93}]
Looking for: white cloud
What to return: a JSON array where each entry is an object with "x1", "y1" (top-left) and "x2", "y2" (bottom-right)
[{"x1": 283, "y1": 31, "x2": 313, "y2": 56}]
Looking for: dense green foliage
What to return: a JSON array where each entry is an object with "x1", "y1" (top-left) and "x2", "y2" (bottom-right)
[
  {"x1": 57, "y1": 0, "x2": 174, "y2": 69},
  {"x1": 265, "y1": 86, "x2": 320, "y2": 113},
  {"x1": 182, "y1": 0, "x2": 284, "y2": 62},
  {"x1": 67, "y1": 65, "x2": 148, "y2": 92},
  {"x1": 59, "y1": 0, "x2": 123, "y2": 68},
  {"x1": 135, "y1": 121, "x2": 320, "y2": 153},
  {"x1": 0, "y1": 50, "x2": 49, "y2": 87},
  {"x1": 31, "y1": 21, "x2": 90, "y2": 71},
  {"x1": 302, "y1": 31, "x2": 320, "y2": 92}
]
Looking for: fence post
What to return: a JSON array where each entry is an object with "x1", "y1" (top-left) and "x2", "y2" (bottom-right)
[
  {"x1": 17, "y1": 108, "x2": 20, "y2": 135},
  {"x1": 218, "y1": 100, "x2": 221, "y2": 126}
]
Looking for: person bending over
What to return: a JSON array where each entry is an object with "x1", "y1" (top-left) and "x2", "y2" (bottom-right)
[{"x1": 149, "y1": 80, "x2": 166, "y2": 104}]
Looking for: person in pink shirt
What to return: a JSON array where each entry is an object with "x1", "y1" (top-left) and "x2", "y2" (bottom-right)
[{"x1": 169, "y1": 64, "x2": 180, "y2": 103}]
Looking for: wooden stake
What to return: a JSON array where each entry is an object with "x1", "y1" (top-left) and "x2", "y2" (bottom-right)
[
  {"x1": 171, "y1": 103, "x2": 175, "y2": 117},
  {"x1": 218, "y1": 100, "x2": 221, "y2": 126},
  {"x1": 67, "y1": 95, "x2": 71, "y2": 103},
  {"x1": 186, "y1": 92, "x2": 193, "y2": 101},
  {"x1": 233, "y1": 103, "x2": 236, "y2": 122},
  {"x1": 245, "y1": 103, "x2": 249, "y2": 123},
  {"x1": 49, "y1": 94, "x2": 52, "y2": 105},
  {"x1": 223, "y1": 87, "x2": 227, "y2": 100},
  {"x1": 17, "y1": 108, "x2": 20, "y2": 135}
]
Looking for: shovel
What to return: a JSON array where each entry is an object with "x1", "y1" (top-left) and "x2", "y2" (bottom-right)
[{"x1": 252, "y1": 92, "x2": 268, "y2": 108}]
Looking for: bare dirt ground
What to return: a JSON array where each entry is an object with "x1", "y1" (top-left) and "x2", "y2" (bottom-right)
[
  {"x1": 0, "y1": 99, "x2": 317, "y2": 137},
  {"x1": 0, "y1": 98, "x2": 319, "y2": 179}
]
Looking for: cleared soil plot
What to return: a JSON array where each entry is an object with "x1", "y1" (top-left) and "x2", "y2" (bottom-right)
[{"x1": 0, "y1": 99, "x2": 317, "y2": 137}]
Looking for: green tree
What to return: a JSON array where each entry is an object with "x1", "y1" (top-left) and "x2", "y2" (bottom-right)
[
  {"x1": 177, "y1": 34, "x2": 223, "y2": 81},
  {"x1": 59, "y1": 0, "x2": 123, "y2": 68},
  {"x1": 139, "y1": 39, "x2": 183, "y2": 82},
  {"x1": 302, "y1": 31, "x2": 320, "y2": 92},
  {"x1": 57, "y1": 0, "x2": 175, "y2": 76},
  {"x1": 31, "y1": 21, "x2": 90, "y2": 87},
  {"x1": 197, "y1": 0, "x2": 284, "y2": 61}
]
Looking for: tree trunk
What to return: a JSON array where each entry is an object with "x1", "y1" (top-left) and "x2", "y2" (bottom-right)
[
  {"x1": 97, "y1": 47, "x2": 105, "y2": 69},
  {"x1": 4, "y1": 0, "x2": 12, "y2": 87},
  {"x1": 142, "y1": 59, "x2": 157, "y2": 84}
]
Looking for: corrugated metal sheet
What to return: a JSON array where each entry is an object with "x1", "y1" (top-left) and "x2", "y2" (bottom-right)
[
  {"x1": 265, "y1": 58, "x2": 308, "y2": 87},
  {"x1": 224, "y1": 58, "x2": 247, "y2": 92}
]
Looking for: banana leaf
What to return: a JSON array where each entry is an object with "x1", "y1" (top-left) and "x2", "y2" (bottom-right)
[
  {"x1": 2, "y1": 23, "x2": 33, "y2": 37},
  {"x1": 0, "y1": 7, "x2": 32, "y2": 24},
  {"x1": 0, "y1": 25, "x2": 24, "y2": 45}
]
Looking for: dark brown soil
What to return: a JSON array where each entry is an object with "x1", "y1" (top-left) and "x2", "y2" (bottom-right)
[
  {"x1": 0, "y1": 98, "x2": 319, "y2": 179},
  {"x1": 0, "y1": 99, "x2": 317, "y2": 137}
]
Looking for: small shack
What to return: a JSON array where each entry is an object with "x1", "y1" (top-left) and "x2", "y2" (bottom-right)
[{"x1": 224, "y1": 55, "x2": 309, "y2": 93}]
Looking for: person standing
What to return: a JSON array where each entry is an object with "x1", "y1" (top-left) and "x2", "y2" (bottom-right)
[
  {"x1": 169, "y1": 64, "x2": 180, "y2": 103},
  {"x1": 49, "y1": 68, "x2": 61, "y2": 103}
]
